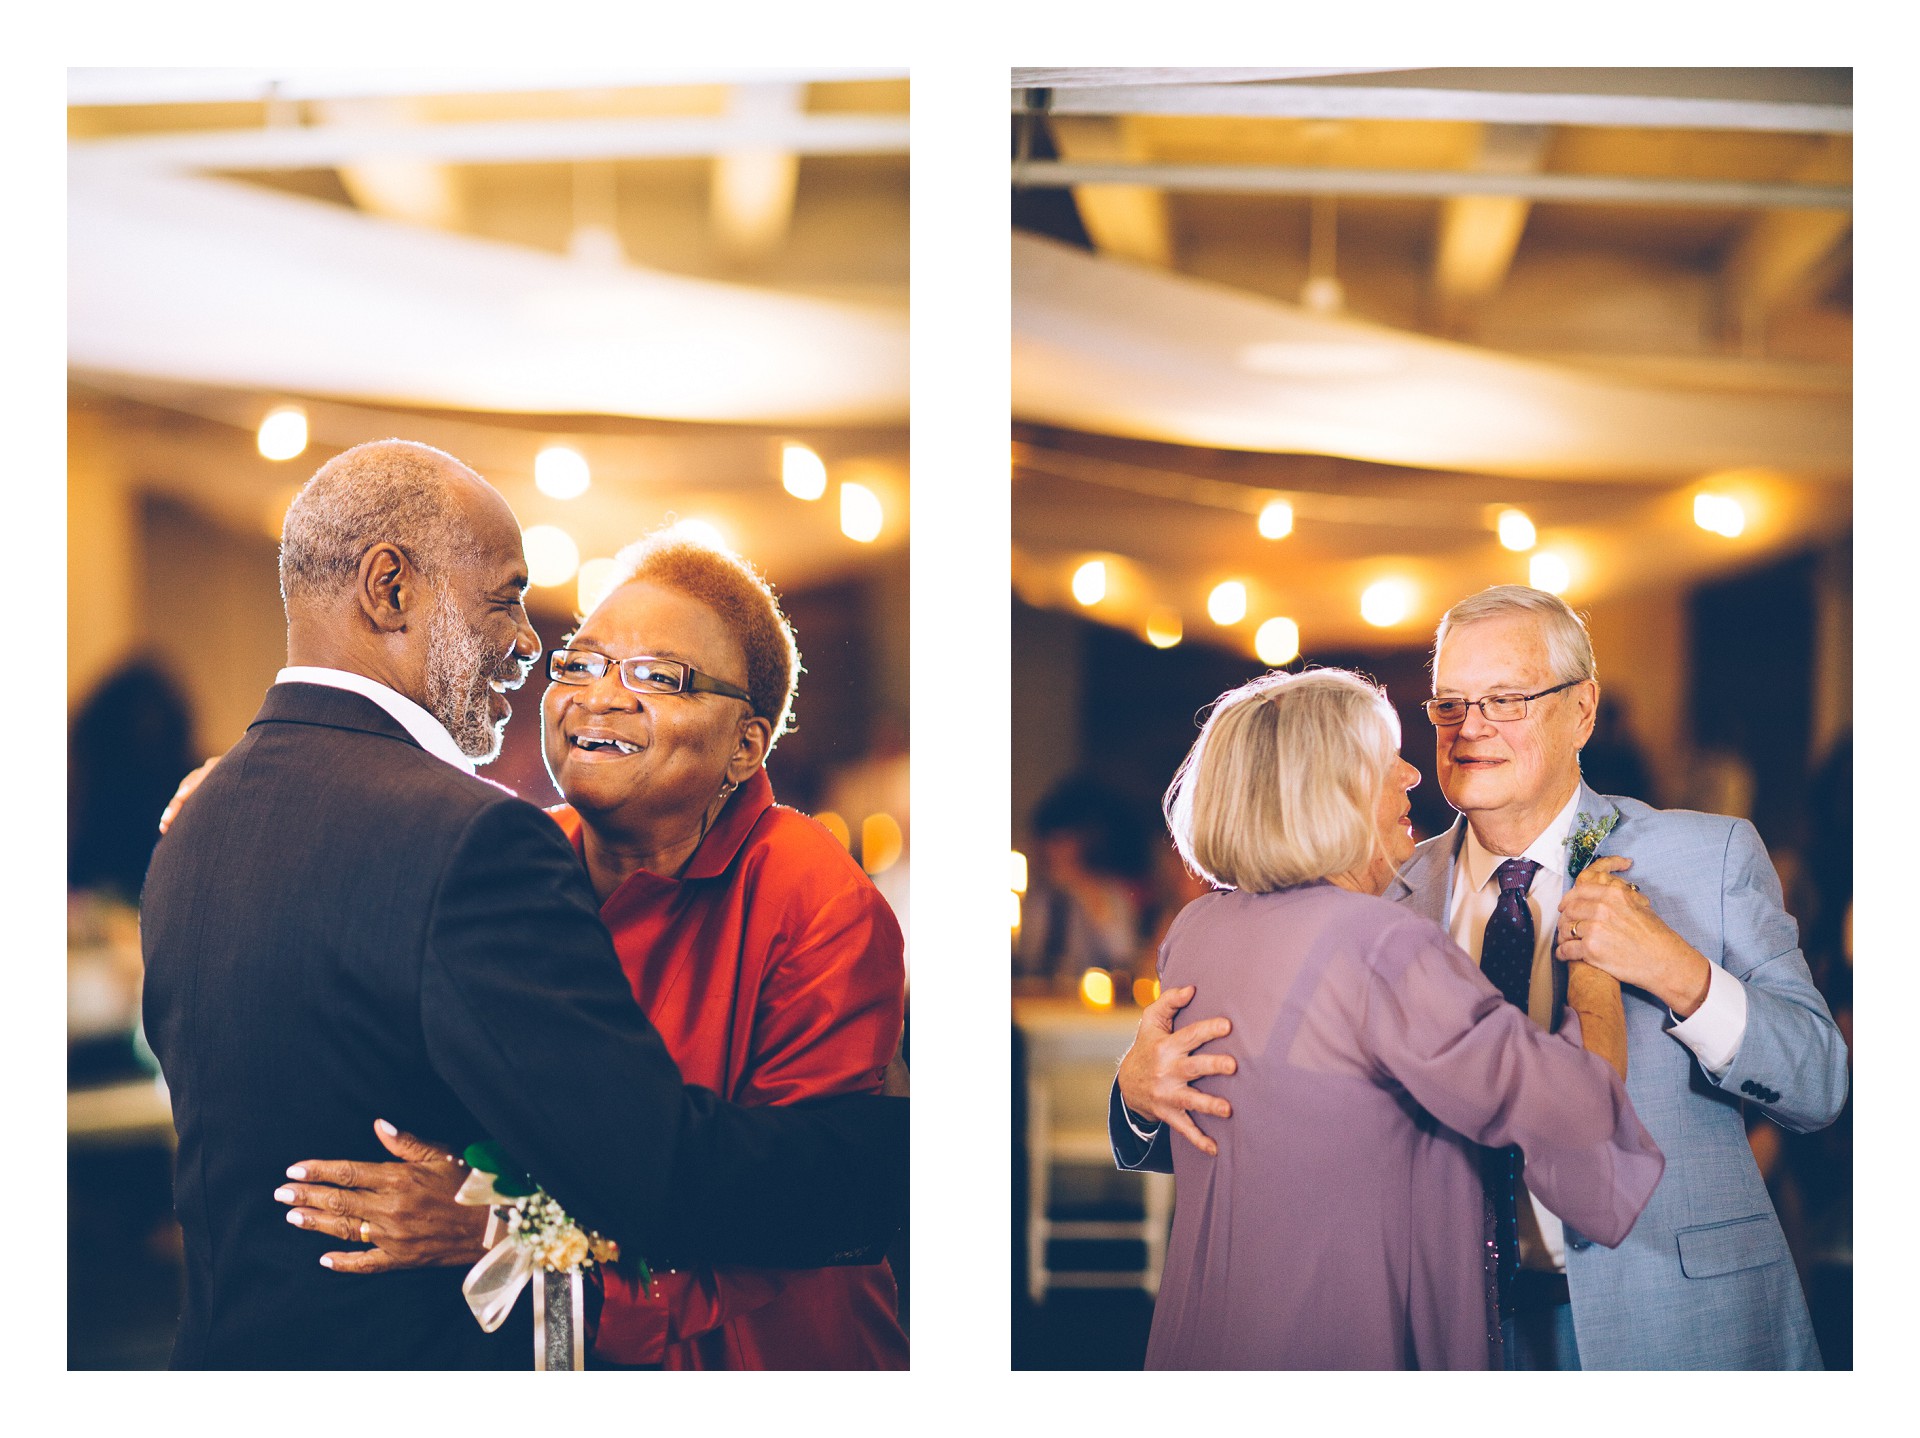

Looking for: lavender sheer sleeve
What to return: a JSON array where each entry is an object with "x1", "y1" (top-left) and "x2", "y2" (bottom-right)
[{"x1": 1359, "y1": 924, "x2": 1665, "y2": 1248}]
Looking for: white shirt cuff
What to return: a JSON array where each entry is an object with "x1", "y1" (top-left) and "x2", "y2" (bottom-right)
[
  {"x1": 1121, "y1": 1103, "x2": 1162, "y2": 1143},
  {"x1": 1664, "y1": 961, "x2": 1748, "y2": 1078}
]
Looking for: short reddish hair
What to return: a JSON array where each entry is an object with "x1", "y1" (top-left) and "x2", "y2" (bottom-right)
[{"x1": 599, "y1": 530, "x2": 801, "y2": 746}]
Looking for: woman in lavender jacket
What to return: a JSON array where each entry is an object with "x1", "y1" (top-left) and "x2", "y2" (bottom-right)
[{"x1": 1143, "y1": 670, "x2": 1663, "y2": 1370}]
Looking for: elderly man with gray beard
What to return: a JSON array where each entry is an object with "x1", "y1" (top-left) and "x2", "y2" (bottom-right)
[
  {"x1": 1112, "y1": 586, "x2": 1848, "y2": 1369},
  {"x1": 141, "y1": 439, "x2": 907, "y2": 1369}
]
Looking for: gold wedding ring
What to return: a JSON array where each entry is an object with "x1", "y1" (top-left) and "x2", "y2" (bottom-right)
[
  {"x1": 359, "y1": 1219, "x2": 372, "y2": 1243},
  {"x1": 1570, "y1": 920, "x2": 1582, "y2": 941}
]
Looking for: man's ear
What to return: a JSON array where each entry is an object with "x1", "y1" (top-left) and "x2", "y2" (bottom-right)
[
  {"x1": 356, "y1": 543, "x2": 418, "y2": 634},
  {"x1": 1572, "y1": 679, "x2": 1600, "y2": 749},
  {"x1": 727, "y1": 715, "x2": 774, "y2": 783}
]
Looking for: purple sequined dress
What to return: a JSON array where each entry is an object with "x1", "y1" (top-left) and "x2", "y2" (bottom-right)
[{"x1": 1144, "y1": 882, "x2": 1663, "y2": 1370}]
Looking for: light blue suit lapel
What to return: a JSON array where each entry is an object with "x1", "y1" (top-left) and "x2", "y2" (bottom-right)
[{"x1": 1385, "y1": 817, "x2": 1467, "y2": 926}]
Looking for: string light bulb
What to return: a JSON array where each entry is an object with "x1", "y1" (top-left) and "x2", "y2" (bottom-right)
[
  {"x1": 1208, "y1": 581, "x2": 1248, "y2": 626},
  {"x1": 1258, "y1": 499, "x2": 1294, "y2": 540}
]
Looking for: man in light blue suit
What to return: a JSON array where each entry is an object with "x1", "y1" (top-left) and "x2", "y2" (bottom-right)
[{"x1": 1111, "y1": 585, "x2": 1849, "y2": 1368}]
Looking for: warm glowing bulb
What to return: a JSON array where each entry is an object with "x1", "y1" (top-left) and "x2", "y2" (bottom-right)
[
  {"x1": 840, "y1": 483, "x2": 883, "y2": 543},
  {"x1": 577, "y1": 557, "x2": 621, "y2": 616},
  {"x1": 534, "y1": 446, "x2": 591, "y2": 500},
  {"x1": 815, "y1": 810, "x2": 851, "y2": 849},
  {"x1": 1132, "y1": 977, "x2": 1160, "y2": 1006},
  {"x1": 1694, "y1": 493, "x2": 1746, "y2": 538},
  {"x1": 1071, "y1": 560, "x2": 1107, "y2": 606},
  {"x1": 1080, "y1": 968, "x2": 1114, "y2": 1008},
  {"x1": 781, "y1": 443, "x2": 828, "y2": 501},
  {"x1": 1360, "y1": 580, "x2": 1412, "y2": 628},
  {"x1": 861, "y1": 813, "x2": 903, "y2": 875},
  {"x1": 1258, "y1": 499, "x2": 1295, "y2": 539},
  {"x1": 1529, "y1": 552, "x2": 1571, "y2": 594},
  {"x1": 1145, "y1": 607, "x2": 1183, "y2": 649},
  {"x1": 1255, "y1": 617, "x2": 1301, "y2": 666},
  {"x1": 523, "y1": 525, "x2": 580, "y2": 588},
  {"x1": 1011, "y1": 850, "x2": 1028, "y2": 894},
  {"x1": 257, "y1": 407, "x2": 308, "y2": 461},
  {"x1": 1497, "y1": 509, "x2": 1536, "y2": 551},
  {"x1": 1208, "y1": 581, "x2": 1248, "y2": 626},
  {"x1": 668, "y1": 518, "x2": 730, "y2": 551},
  {"x1": 1011, "y1": 891, "x2": 1023, "y2": 934}
]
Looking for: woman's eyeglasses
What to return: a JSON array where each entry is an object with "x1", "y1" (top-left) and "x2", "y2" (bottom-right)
[{"x1": 547, "y1": 648, "x2": 752, "y2": 706}]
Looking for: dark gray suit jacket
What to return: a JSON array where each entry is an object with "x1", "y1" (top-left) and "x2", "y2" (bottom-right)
[{"x1": 142, "y1": 683, "x2": 906, "y2": 1369}]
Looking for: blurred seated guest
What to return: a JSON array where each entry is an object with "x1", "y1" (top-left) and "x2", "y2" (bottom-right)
[
  {"x1": 1127, "y1": 670, "x2": 1662, "y2": 1370},
  {"x1": 1014, "y1": 775, "x2": 1151, "y2": 986},
  {"x1": 69, "y1": 660, "x2": 199, "y2": 1079},
  {"x1": 275, "y1": 530, "x2": 909, "y2": 1369},
  {"x1": 69, "y1": 659, "x2": 199, "y2": 902}
]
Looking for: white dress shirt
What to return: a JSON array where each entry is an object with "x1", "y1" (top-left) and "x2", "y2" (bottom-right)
[
  {"x1": 1447, "y1": 784, "x2": 1748, "y2": 1269},
  {"x1": 275, "y1": 666, "x2": 476, "y2": 775}
]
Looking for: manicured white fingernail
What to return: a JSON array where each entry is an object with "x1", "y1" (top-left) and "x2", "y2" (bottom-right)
[
  {"x1": 286, "y1": 1210, "x2": 306, "y2": 1226},
  {"x1": 320, "y1": 1255, "x2": 334, "y2": 1268},
  {"x1": 376, "y1": 1119, "x2": 397, "y2": 1136},
  {"x1": 274, "y1": 1187, "x2": 295, "y2": 1203},
  {"x1": 286, "y1": 1165, "x2": 307, "y2": 1180}
]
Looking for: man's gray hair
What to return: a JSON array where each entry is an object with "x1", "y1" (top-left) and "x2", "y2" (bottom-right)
[
  {"x1": 1433, "y1": 585, "x2": 1597, "y2": 685},
  {"x1": 279, "y1": 440, "x2": 480, "y2": 605}
]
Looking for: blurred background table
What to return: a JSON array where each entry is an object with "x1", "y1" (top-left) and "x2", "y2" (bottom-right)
[{"x1": 1013, "y1": 995, "x2": 1173, "y2": 1311}]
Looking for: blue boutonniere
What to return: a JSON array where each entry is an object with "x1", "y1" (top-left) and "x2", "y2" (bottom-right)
[{"x1": 1565, "y1": 811, "x2": 1619, "y2": 879}]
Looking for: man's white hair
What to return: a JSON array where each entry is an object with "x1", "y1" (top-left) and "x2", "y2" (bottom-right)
[
  {"x1": 1433, "y1": 585, "x2": 1597, "y2": 685},
  {"x1": 279, "y1": 439, "x2": 479, "y2": 606}
]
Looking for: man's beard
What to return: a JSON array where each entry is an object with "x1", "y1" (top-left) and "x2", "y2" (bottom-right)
[{"x1": 424, "y1": 590, "x2": 516, "y2": 764}]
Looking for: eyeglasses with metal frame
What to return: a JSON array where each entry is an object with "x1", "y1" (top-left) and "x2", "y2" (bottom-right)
[
  {"x1": 1421, "y1": 678, "x2": 1582, "y2": 727},
  {"x1": 547, "y1": 647, "x2": 753, "y2": 706}
]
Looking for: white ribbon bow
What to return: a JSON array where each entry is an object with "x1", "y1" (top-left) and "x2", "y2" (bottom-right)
[{"x1": 456, "y1": 1168, "x2": 532, "y2": 1333}]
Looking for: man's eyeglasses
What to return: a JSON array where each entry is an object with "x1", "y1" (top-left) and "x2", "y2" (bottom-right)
[
  {"x1": 547, "y1": 648, "x2": 753, "y2": 706},
  {"x1": 1421, "y1": 678, "x2": 1581, "y2": 727}
]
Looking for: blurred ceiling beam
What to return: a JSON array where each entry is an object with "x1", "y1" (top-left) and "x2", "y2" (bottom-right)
[
  {"x1": 1719, "y1": 136, "x2": 1854, "y2": 350},
  {"x1": 1015, "y1": 68, "x2": 1414, "y2": 88},
  {"x1": 1026, "y1": 71, "x2": 1850, "y2": 134},
  {"x1": 1049, "y1": 117, "x2": 1174, "y2": 267},
  {"x1": 71, "y1": 110, "x2": 909, "y2": 172},
  {"x1": 69, "y1": 68, "x2": 901, "y2": 106},
  {"x1": 1012, "y1": 161, "x2": 1849, "y2": 210},
  {"x1": 1431, "y1": 125, "x2": 1554, "y2": 330},
  {"x1": 1012, "y1": 232, "x2": 1850, "y2": 480},
  {"x1": 70, "y1": 169, "x2": 909, "y2": 424},
  {"x1": 313, "y1": 97, "x2": 463, "y2": 230},
  {"x1": 710, "y1": 84, "x2": 803, "y2": 264}
]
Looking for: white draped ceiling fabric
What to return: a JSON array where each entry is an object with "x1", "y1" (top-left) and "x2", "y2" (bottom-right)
[
  {"x1": 1012, "y1": 232, "x2": 1848, "y2": 482},
  {"x1": 69, "y1": 155, "x2": 908, "y2": 426}
]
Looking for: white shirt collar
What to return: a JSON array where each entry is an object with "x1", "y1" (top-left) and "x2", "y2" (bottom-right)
[
  {"x1": 1460, "y1": 784, "x2": 1584, "y2": 894},
  {"x1": 275, "y1": 666, "x2": 476, "y2": 774}
]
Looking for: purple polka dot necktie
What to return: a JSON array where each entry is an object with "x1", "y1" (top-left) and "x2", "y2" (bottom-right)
[{"x1": 1481, "y1": 856, "x2": 1540, "y2": 1322}]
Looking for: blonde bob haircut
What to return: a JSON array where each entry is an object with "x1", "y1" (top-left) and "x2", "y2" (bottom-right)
[{"x1": 1165, "y1": 668, "x2": 1401, "y2": 893}]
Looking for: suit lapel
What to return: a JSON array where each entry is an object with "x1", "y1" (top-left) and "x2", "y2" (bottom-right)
[{"x1": 1385, "y1": 817, "x2": 1466, "y2": 925}]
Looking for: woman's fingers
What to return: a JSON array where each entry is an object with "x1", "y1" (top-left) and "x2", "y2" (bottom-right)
[
  {"x1": 320, "y1": 1248, "x2": 401, "y2": 1274},
  {"x1": 275, "y1": 1181, "x2": 360, "y2": 1217},
  {"x1": 284, "y1": 1158, "x2": 365, "y2": 1188},
  {"x1": 157, "y1": 757, "x2": 218, "y2": 834},
  {"x1": 373, "y1": 1119, "x2": 456, "y2": 1164},
  {"x1": 279, "y1": 1201, "x2": 365, "y2": 1243},
  {"x1": 1582, "y1": 854, "x2": 1634, "y2": 880}
]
